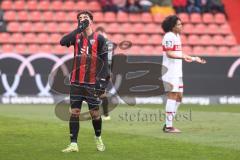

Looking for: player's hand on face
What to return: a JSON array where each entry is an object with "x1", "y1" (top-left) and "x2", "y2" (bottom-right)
[
  {"x1": 77, "y1": 19, "x2": 89, "y2": 31},
  {"x1": 195, "y1": 57, "x2": 207, "y2": 64}
]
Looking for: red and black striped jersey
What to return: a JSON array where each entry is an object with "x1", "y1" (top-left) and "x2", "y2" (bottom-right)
[{"x1": 60, "y1": 30, "x2": 109, "y2": 85}]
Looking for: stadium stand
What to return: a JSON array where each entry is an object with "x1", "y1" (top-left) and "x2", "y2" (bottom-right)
[{"x1": 0, "y1": 0, "x2": 239, "y2": 56}]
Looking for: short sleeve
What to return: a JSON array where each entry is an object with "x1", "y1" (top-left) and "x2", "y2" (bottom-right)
[{"x1": 162, "y1": 33, "x2": 175, "y2": 51}]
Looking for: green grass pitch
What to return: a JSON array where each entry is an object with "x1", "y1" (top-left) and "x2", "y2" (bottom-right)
[{"x1": 0, "y1": 104, "x2": 240, "y2": 160}]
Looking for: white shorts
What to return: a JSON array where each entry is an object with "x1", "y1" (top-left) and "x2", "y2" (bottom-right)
[{"x1": 162, "y1": 77, "x2": 184, "y2": 93}]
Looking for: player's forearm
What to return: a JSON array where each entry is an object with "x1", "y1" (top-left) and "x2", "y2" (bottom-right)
[
  {"x1": 98, "y1": 53, "x2": 110, "y2": 80},
  {"x1": 60, "y1": 28, "x2": 81, "y2": 47},
  {"x1": 166, "y1": 51, "x2": 183, "y2": 59},
  {"x1": 166, "y1": 51, "x2": 193, "y2": 59}
]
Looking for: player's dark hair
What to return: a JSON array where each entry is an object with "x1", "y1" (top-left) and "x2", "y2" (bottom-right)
[
  {"x1": 77, "y1": 11, "x2": 93, "y2": 21},
  {"x1": 95, "y1": 26, "x2": 105, "y2": 33},
  {"x1": 161, "y1": 15, "x2": 181, "y2": 33}
]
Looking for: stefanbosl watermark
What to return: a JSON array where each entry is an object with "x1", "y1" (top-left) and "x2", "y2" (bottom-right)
[{"x1": 118, "y1": 109, "x2": 192, "y2": 122}]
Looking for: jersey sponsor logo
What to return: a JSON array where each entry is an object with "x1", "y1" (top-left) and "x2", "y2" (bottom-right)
[
  {"x1": 165, "y1": 41, "x2": 173, "y2": 48},
  {"x1": 90, "y1": 39, "x2": 95, "y2": 45}
]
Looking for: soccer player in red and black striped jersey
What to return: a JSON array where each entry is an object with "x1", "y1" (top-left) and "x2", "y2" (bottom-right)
[{"x1": 60, "y1": 11, "x2": 109, "y2": 152}]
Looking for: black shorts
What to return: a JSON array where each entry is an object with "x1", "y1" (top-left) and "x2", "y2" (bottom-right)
[{"x1": 70, "y1": 83, "x2": 101, "y2": 110}]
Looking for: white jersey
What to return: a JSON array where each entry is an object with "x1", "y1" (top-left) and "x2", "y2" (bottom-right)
[{"x1": 162, "y1": 32, "x2": 183, "y2": 78}]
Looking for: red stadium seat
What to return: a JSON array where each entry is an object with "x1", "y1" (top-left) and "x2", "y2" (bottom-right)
[
  {"x1": 182, "y1": 23, "x2": 194, "y2": 34},
  {"x1": 24, "y1": 33, "x2": 36, "y2": 44},
  {"x1": 88, "y1": 1, "x2": 101, "y2": 12},
  {"x1": 129, "y1": 14, "x2": 141, "y2": 23},
  {"x1": 27, "y1": 44, "x2": 40, "y2": 54},
  {"x1": 178, "y1": 13, "x2": 189, "y2": 23},
  {"x1": 119, "y1": 23, "x2": 132, "y2": 33},
  {"x1": 104, "y1": 12, "x2": 116, "y2": 22},
  {"x1": 153, "y1": 46, "x2": 163, "y2": 55},
  {"x1": 45, "y1": 22, "x2": 58, "y2": 33},
  {"x1": 111, "y1": 34, "x2": 124, "y2": 44},
  {"x1": 53, "y1": 45, "x2": 67, "y2": 54},
  {"x1": 10, "y1": 33, "x2": 23, "y2": 43},
  {"x1": 39, "y1": 44, "x2": 53, "y2": 53},
  {"x1": 21, "y1": 22, "x2": 32, "y2": 32},
  {"x1": 75, "y1": 1, "x2": 87, "y2": 11},
  {"x1": 93, "y1": 23, "x2": 106, "y2": 32},
  {"x1": 127, "y1": 46, "x2": 141, "y2": 55},
  {"x1": 153, "y1": 14, "x2": 164, "y2": 23},
  {"x1": 137, "y1": 34, "x2": 151, "y2": 45},
  {"x1": 212, "y1": 35, "x2": 225, "y2": 46},
  {"x1": 225, "y1": 35, "x2": 237, "y2": 46},
  {"x1": 193, "y1": 46, "x2": 205, "y2": 55},
  {"x1": 54, "y1": 12, "x2": 67, "y2": 22},
  {"x1": 202, "y1": 13, "x2": 214, "y2": 24},
  {"x1": 230, "y1": 46, "x2": 240, "y2": 55},
  {"x1": 15, "y1": 44, "x2": 27, "y2": 54},
  {"x1": 214, "y1": 13, "x2": 226, "y2": 24},
  {"x1": 140, "y1": 45, "x2": 154, "y2": 55},
  {"x1": 26, "y1": 0, "x2": 38, "y2": 10},
  {"x1": 218, "y1": 46, "x2": 230, "y2": 56},
  {"x1": 13, "y1": 0, "x2": 25, "y2": 10},
  {"x1": 7, "y1": 22, "x2": 20, "y2": 32},
  {"x1": 1, "y1": 44, "x2": 14, "y2": 53},
  {"x1": 125, "y1": 34, "x2": 138, "y2": 45},
  {"x1": 149, "y1": 34, "x2": 161, "y2": 45},
  {"x1": 131, "y1": 23, "x2": 144, "y2": 33},
  {"x1": 106, "y1": 23, "x2": 119, "y2": 33},
  {"x1": 190, "y1": 13, "x2": 202, "y2": 24},
  {"x1": 206, "y1": 24, "x2": 219, "y2": 34},
  {"x1": 36, "y1": 33, "x2": 49, "y2": 44},
  {"x1": 141, "y1": 13, "x2": 153, "y2": 23},
  {"x1": 143, "y1": 23, "x2": 158, "y2": 34},
  {"x1": 66, "y1": 11, "x2": 77, "y2": 22},
  {"x1": 29, "y1": 11, "x2": 42, "y2": 22},
  {"x1": 187, "y1": 35, "x2": 200, "y2": 46},
  {"x1": 0, "y1": 32, "x2": 10, "y2": 43},
  {"x1": 1, "y1": 0, "x2": 13, "y2": 10},
  {"x1": 156, "y1": 24, "x2": 163, "y2": 33},
  {"x1": 63, "y1": 1, "x2": 75, "y2": 11},
  {"x1": 49, "y1": 33, "x2": 61, "y2": 44},
  {"x1": 199, "y1": 35, "x2": 212, "y2": 46},
  {"x1": 117, "y1": 12, "x2": 129, "y2": 23},
  {"x1": 93, "y1": 12, "x2": 104, "y2": 22},
  {"x1": 182, "y1": 46, "x2": 192, "y2": 55},
  {"x1": 205, "y1": 46, "x2": 217, "y2": 55},
  {"x1": 119, "y1": 46, "x2": 132, "y2": 55},
  {"x1": 50, "y1": 0, "x2": 63, "y2": 11},
  {"x1": 66, "y1": 46, "x2": 74, "y2": 54},
  {"x1": 17, "y1": 11, "x2": 28, "y2": 21},
  {"x1": 42, "y1": 11, "x2": 54, "y2": 22},
  {"x1": 38, "y1": 1, "x2": 50, "y2": 11},
  {"x1": 193, "y1": 24, "x2": 207, "y2": 34},
  {"x1": 58, "y1": 23, "x2": 71, "y2": 33},
  {"x1": 4, "y1": 11, "x2": 16, "y2": 21},
  {"x1": 181, "y1": 34, "x2": 187, "y2": 45},
  {"x1": 32, "y1": 22, "x2": 45, "y2": 32},
  {"x1": 219, "y1": 24, "x2": 232, "y2": 35}
]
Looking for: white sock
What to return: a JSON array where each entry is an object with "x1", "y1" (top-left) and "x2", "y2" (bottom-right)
[
  {"x1": 165, "y1": 99, "x2": 176, "y2": 128},
  {"x1": 173, "y1": 102, "x2": 181, "y2": 117},
  {"x1": 70, "y1": 142, "x2": 78, "y2": 145}
]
